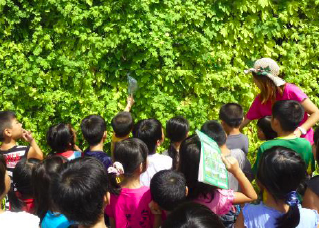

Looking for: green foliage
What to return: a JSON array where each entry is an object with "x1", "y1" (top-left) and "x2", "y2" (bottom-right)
[{"x1": 1, "y1": 0, "x2": 319, "y2": 156}]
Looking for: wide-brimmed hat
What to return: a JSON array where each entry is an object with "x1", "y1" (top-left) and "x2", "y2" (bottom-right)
[{"x1": 244, "y1": 58, "x2": 286, "y2": 86}]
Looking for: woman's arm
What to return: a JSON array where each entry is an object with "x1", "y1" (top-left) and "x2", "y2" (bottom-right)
[
  {"x1": 239, "y1": 117, "x2": 252, "y2": 131},
  {"x1": 298, "y1": 98, "x2": 319, "y2": 133}
]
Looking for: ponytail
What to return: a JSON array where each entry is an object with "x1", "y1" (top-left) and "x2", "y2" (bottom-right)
[
  {"x1": 167, "y1": 144, "x2": 179, "y2": 170},
  {"x1": 107, "y1": 162, "x2": 124, "y2": 195},
  {"x1": 276, "y1": 191, "x2": 300, "y2": 228}
]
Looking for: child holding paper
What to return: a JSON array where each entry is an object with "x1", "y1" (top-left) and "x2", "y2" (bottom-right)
[{"x1": 178, "y1": 135, "x2": 257, "y2": 215}]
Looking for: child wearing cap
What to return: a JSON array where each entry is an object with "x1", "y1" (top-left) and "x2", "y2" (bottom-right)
[{"x1": 241, "y1": 58, "x2": 319, "y2": 144}]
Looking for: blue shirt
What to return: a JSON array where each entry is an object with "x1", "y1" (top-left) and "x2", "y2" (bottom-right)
[
  {"x1": 41, "y1": 211, "x2": 74, "y2": 228},
  {"x1": 84, "y1": 149, "x2": 112, "y2": 170},
  {"x1": 243, "y1": 202, "x2": 319, "y2": 228}
]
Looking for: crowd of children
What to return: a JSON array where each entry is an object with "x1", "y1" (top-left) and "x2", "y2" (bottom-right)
[{"x1": 1, "y1": 58, "x2": 319, "y2": 228}]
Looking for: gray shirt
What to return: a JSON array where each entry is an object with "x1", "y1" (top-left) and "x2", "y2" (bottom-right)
[
  {"x1": 228, "y1": 149, "x2": 253, "y2": 192},
  {"x1": 226, "y1": 134, "x2": 249, "y2": 155}
]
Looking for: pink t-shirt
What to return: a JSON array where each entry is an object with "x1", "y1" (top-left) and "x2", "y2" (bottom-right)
[
  {"x1": 194, "y1": 189, "x2": 234, "y2": 215},
  {"x1": 246, "y1": 83, "x2": 314, "y2": 144},
  {"x1": 105, "y1": 186, "x2": 154, "y2": 228}
]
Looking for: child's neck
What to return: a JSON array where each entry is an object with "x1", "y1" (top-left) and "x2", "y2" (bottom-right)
[
  {"x1": 220, "y1": 145, "x2": 231, "y2": 156},
  {"x1": 121, "y1": 174, "x2": 142, "y2": 189},
  {"x1": 78, "y1": 215, "x2": 107, "y2": 228},
  {"x1": 0, "y1": 138, "x2": 17, "y2": 150},
  {"x1": 264, "y1": 190, "x2": 289, "y2": 213},
  {"x1": 276, "y1": 130, "x2": 295, "y2": 138},
  {"x1": 89, "y1": 140, "x2": 104, "y2": 151},
  {"x1": 226, "y1": 128, "x2": 241, "y2": 136},
  {"x1": 172, "y1": 142, "x2": 181, "y2": 151}
]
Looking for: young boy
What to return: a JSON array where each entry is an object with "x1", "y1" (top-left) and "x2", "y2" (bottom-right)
[
  {"x1": 252, "y1": 100, "x2": 315, "y2": 175},
  {"x1": 111, "y1": 96, "x2": 135, "y2": 156},
  {"x1": 133, "y1": 118, "x2": 172, "y2": 187},
  {"x1": 201, "y1": 120, "x2": 252, "y2": 191},
  {"x1": 51, "y1": 157, "x2": 109, "y2": 228},
  {"x1": 219, "y1": 103, "x2": 249, "y2": 155},
  {"x1": 0, "y1": 111, "x2": 43, "y2": 177},
  {"x1": 150, "y1": 170, "x2": 187, "y2": 214},
  {"x1": 81, "y1": 115, "x2": 112, "y2": 170}
]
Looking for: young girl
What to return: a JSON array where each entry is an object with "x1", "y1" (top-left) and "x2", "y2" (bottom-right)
[
  {"x1": 105, "y1": 138, "x2": 160, "y2": 228},
  {"x1": 241, "y1": 58, "x2": 319, "y2": 144},
  {"x1": 0, "y1": 155, "x2": 40, "y2": 227},
  {"x1": 46, "y1": 123, "x2": 82, "y2": 160},
  {"x1": 303, "y1": 127, "x2": 319, "y2": 213},
  {"x1": 256, "y1": 116, "x2": 277, "y2": 141},
  {"x1": 178, "y1": 135, "x2": 257, "y2": 215},
  {"x1": 165, "y1": 116, "x2": 189, "y2": 170},
  {"x1": 10, "y1": 158, "x2": 40, "y2": 213},
  {"x1": 235, "y1": 146, "x2": 319, "y2": 228},
  {"x1": 32, "y1": 156, "x2": 74, "y2": 227}
]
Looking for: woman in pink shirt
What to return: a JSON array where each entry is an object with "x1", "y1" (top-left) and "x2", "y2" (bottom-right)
[
  {"x1": 106, "y1": 138, "x2": 161, "y2": 228},
  {"x1": 241, "y1": 58, "x2": 319, "y2": 144}
]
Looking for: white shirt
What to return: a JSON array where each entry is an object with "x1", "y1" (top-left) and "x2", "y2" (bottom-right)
[
  {"x1": 0, "y1": 211, "x2": 40, "y2": 228},
  {"x1": 140, "y1": 153, "x2": 172, "y2": 187}
]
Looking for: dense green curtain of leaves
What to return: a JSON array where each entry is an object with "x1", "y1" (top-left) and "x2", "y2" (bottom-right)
[{"x1": 1, "y1": 0, "x2": 319, "y2": 154}]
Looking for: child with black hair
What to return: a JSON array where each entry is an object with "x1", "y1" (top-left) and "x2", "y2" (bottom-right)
[
  {"x1": 178, "y1": 135, "x2": 257, "y2": 215},
  {"x1": 150, "y1": 170, "x2": 187, "y2": 213},
  {"x1": 201, "y1": 120, "x2": 253, "y2": 191},
  {"x1": 235, "y1": 146, "x2": 319, "y2": 228},
  {"x1": 51, "y1": 157, "x2": 109, "y2": 228},
  {"x1": 10, "y1": 158, "x2": 40, "y2": 213},
  {"x1": 252, "y1": 100, "x2": 315, "y2": 174},
  {"x1": 81, "y1": 115, "x2": 112, "y2": 170},
  {"x1": 110, "y1": 96, "x2": 135, "y2": 156},
  {"x1": 133, "y1": 119, "x2": 172, "y2": 187},
  {"x1": 46, "y1": 123, "x2": 82, "y2": 161},
  {"x1": 256, "y1": 116, "x2": 277, "y2": 141},
  {"x1": 0, "y1": 111, "x2": 43, "y2": 178},
  {"x1": 0, "y1": 155, "x2": 40, "y2": 227},
  {"x1": 219, "y1": 103, "x2": 249, "y2": 155},
  {"x1": 162, "y1": 202, "x2": 225, "y2": 228},
  {"x1": 165, "y1": 116, "x2": 189, "y2": 170},
  {"x1": 32, "y1": 156, "x2": 74, "y2": 227},
  {"x1": 106, "y1": 138, "x2": 161, "y2": 228}
]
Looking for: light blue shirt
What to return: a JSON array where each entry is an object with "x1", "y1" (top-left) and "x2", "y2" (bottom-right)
[
  {"x1": 41, "y1": 211, "x2": 74, "y2": 228},
  {"x1": 243, "y1": 202, "x2": 319, "y2": 228}
]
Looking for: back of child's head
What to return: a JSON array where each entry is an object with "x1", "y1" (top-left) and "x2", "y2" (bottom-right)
[
  {"x1": 150, "y1": 170, "x2": 187, "y2": 212},
  {"x1": 200, "y1": 120, "x2": 226, "y2": 146},
  {"x1": 109, "y1": 138, "x2": 148, "y2": 194},
  {"x1": 0, "y1": 154, "x2": 8, "y2": 198},
  {"x1": 46, "y1": 123, "x2": 76, "y2": 153},
  {"x1": 0, "y1": 111, "x2": 17, "y2": 141},
  {"x1": 132, "y1": 118, "x2": 163, "y2": 154},
  {"x1": 111, "y1": 111, "x2": 134, "y2": 137},
  {"x1": 81, "y1": 115, "x2": 106, "y2": 146},
  {"x1": 272, "y1": 100, "x2": 305, "y2": 132},
  {"x1": 162, "y1": 202, "x2": 225, "y2": 228},
  {"x1": 10, "y1": 158, "x2": 40, "y2": 212},
  {"x1": 257, "y1": 146, "x2": 306, "y2": 228},
  {"x1": 219, "y1": 103, "x2": 243, "y2": 128},
  {"x1": 178, "y1": 135, "x2": 216, "y2": 201},
  {"x1": 257, "y1": 116, "x2": 278, "y2": 140},
  {"x1": 51, "y1": 157, "x2": 109, "y2": 227},
  {"x1": 32, "y1": 156, "x2": 67, "y2": 221},
  {"x1": 166, "y1": 116, "x2": 189, "y2": 169}
]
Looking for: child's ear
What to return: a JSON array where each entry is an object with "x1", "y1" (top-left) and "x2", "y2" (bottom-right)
[
  {"x1": 185, "y1": 186, "x2": 189, "y2": 197},
  {"x1": 103, "y1": 131, "x2": 107, "y2": 139},
  {"x1": 140, "y1": 161, "x2": 147, "y2": 173},
  {"x1": 104, "y1": 192, "x2": 110, "y2": 206},
  {"x1": 4, "y1": 128, "x2": 12, "y2": 138}
]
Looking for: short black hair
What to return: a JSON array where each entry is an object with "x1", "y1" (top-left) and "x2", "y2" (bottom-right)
[
  {"x1": 200, "y1": 120, "x2": 226, "y2": 146},
  {"x1": 51, "y1": 157, "x2": 109, "y2": 226},
  {"x1": 81, "y1": 115, "x2": 106, "y2": 146},
  {"x1": 111, "y1": 112, "x2": 134, "y2": 137},
  {"x1": 257, "y1": 116, "x2": 277, "y2": 140},
  {"x1": 0, "y1": 111, "x2": 16, "y2": 141},
  {"x1": 132, "y1": 119, "x2": 163, "y2": 154},
  {"x1": 150, "y1": 170, "x2": 187, "y2": 211},
  {"x1": 272, "y1": 100, "x2": 305, "y2": 132},
  {"x1": 219, "y1": 103, "x2": 243, "y2": 128},
  {"x1": 162, "y1": 202, "x2": 224, "y2": 228},
  {"x1": 166, "y1": 116, "x2": 189, "y2": 143},
  {"x1": 46, "y1": 123, "x2": 75, "y2": 153}
]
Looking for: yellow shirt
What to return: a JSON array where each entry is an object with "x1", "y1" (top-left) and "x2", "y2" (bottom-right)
[{"x1": 111, "y1": 133, "x2": 130, "y2": 159}]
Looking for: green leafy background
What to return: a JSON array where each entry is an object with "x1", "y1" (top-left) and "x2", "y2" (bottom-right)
[{"x1": 1, "y1": 0, "x2": 319, "y2": 160}]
